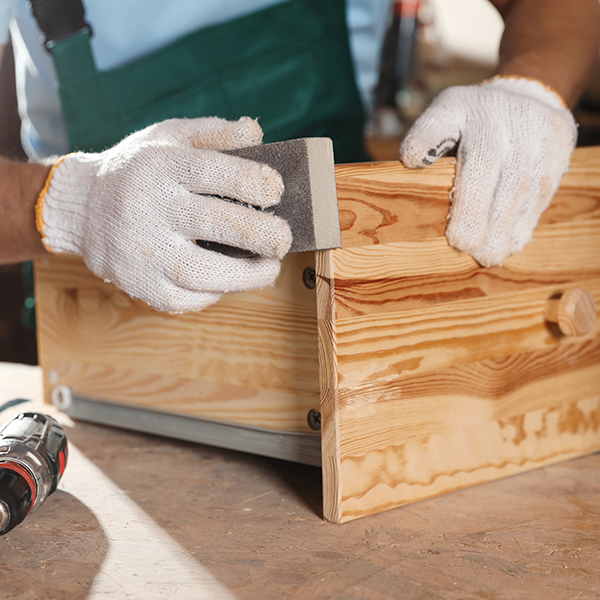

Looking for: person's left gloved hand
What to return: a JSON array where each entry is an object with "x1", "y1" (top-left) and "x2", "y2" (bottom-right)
[{"x1": 399, "y1": 76, "x2": 577, "y2": 267}]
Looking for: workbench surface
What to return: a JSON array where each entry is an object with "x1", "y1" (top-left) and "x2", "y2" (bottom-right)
[{"x1": 1, "y1": 361, "x2": 599, "y2": 600}]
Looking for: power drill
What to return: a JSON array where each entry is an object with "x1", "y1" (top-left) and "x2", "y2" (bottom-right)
[{"x1": 0, "y1": 412, "x2": 68, "y2": 535}]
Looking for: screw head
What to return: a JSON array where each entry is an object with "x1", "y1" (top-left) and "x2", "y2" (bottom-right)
[
  {"x1": 302, "y1": 266, "x2": 316, "y2": 290},
  {"x1": 307, "y1": 409, "x2": 321, "y2": 431}
]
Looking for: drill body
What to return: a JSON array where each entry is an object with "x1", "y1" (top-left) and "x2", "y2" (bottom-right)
[{"x1": 0, "y1": 413, "x2": 68, "y2": 535}]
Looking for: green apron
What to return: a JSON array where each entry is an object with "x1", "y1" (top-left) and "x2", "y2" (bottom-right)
[{"x1": 42, "y1": 0, "x2": 368, "y2": 163}]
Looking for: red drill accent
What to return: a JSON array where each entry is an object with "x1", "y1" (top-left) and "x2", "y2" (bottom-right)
[{"x1": 59, "y1": 449, "x2": 67, "y2": 476}]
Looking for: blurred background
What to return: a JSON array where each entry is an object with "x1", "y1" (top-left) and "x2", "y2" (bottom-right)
[
  {"x1": 1, "y1": 0, "x2": 599, "y2": 365},
  {"x1": 366, "y1": 0, "x2": 600, "y2": 159},
  {"x1": 0, "y1": 40, "x2": 36, "y2": 366}
]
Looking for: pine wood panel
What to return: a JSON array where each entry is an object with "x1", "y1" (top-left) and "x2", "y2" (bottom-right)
[
  {"x1": 319, "y1": 146, "x2": 600, "y2": 523},
  {"x1": 35, "y1": 252, "x2": 321, "y2": 433},
  {"x1": 338, "y1": 396, "x2": 600, "y2": 521},
  {"x1": 335, "y1": 146, "x2": 600, "y2": 248},
  {"x1": 330, "y1": 224, "x2": 600, "y2": 319}
]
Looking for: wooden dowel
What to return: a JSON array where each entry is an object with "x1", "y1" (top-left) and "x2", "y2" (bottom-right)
[{"x1": 545, "y1": 288, "x2": 598, "y2": 336}]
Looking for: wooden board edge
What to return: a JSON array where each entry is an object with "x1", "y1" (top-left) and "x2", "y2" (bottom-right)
[{"x1": 316, "y1": 249, "x2": 343, "y2": 523}]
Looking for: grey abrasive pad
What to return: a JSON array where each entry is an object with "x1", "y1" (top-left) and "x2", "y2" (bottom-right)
[{"x1": 226, "y1": 137, "x2": 341, "y2": 253}]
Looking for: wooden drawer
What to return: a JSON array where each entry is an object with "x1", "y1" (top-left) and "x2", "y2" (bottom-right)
[
  {"x1": 35, "y1": 146, "x2": 600, "y2": 522},
  {"x1": 319, "y1": 147, "x2": 600, "y2": 522}
]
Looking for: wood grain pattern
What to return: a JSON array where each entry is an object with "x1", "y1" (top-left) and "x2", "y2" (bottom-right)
[
  {"x1": 330, "y1": 224, "x2": 600, "y2": 319},
  {"x1": 315, "y1": 249, "x2": 342, "y2": 523},
  {"x1": 334, "y1": 146, "x2": 600, "y2": 248},
  {"x1": 36, "y1": 252, "x2": 321, "y2": 433},
  {"x1": 319, "y1": 146, "x2": 600, "y2": 522},
  {"x1": 339, "y1": 396, "x2": 600, "y2": 521}
]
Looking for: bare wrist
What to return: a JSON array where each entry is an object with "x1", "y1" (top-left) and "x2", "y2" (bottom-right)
[{"x1": 0, "y1": 159, "x2": 52, "y2": 264}]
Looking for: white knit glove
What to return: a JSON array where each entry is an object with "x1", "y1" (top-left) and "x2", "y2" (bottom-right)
[
  {"x1": 36, "y1": 117, "x2": 292, "y2": 313},
  {"x1": 399, "y1": 76, "x2": 577, "y2": 266}
]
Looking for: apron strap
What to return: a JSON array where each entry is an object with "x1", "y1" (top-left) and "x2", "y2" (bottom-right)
[{"x1": 29, "y1": 0, "x2": 91, "y2": 48}]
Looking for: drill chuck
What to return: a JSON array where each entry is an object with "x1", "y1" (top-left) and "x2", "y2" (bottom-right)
[
  {"x1": 0, "y1": 499, "x2": 10, "y2": 530},
  {"x1": 0, "y1": 413, "x2": 68, "y2": 535}
]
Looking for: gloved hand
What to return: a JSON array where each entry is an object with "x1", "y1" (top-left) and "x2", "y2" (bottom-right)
[
  {"x1": 399, "y1": 76, "x2": 577, "y2": 267},
  {"x1": 36, "y1": 117, "x2": 292, "y2": 313}
]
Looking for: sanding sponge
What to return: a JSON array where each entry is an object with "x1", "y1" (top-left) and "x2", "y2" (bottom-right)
[{"x1": 226, "y1": 137, "x2": 341, "y2": 253}]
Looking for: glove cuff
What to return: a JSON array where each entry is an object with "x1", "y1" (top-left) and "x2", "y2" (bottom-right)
[
  {"x1": 35, "y1": 152, "x2": 99, "y2": 256},
  {"x1": 482, "y1": 75, "x2": 571, "y2": 112}
]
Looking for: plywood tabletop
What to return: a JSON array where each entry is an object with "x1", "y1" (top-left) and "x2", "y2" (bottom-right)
[{"x1": 1, "y1": 361, "x2": 599, "y2": 600}]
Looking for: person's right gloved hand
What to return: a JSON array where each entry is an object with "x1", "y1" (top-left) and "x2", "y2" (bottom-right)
[
  {"x1": 399, "y1": 76, "x2": 577, "y2": 267},
  {"x1": 35, "y1": 117, "x2": 293, "y2": 313}
]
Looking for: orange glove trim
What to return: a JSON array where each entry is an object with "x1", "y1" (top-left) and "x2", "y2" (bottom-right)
[{"x1": 35, "y1": 156, "x2": 67, "y2": 253}]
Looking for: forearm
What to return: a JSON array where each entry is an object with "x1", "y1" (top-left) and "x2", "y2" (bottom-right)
[
  {"x1": 491, "y1": 0, "x2": 600, "y2": 107},
  {"x1": 0, "y1": 157, "x2": 51, "y2": 263}
]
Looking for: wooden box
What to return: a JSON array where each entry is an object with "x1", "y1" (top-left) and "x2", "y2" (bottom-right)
[{"x1": 35, "y1": 147, "x2": 600, "y2": 523}]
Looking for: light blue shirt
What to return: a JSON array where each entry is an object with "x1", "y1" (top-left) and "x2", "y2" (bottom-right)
[{"x1": 0, "y1": 0, "x2": 390, "y2": 159}]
